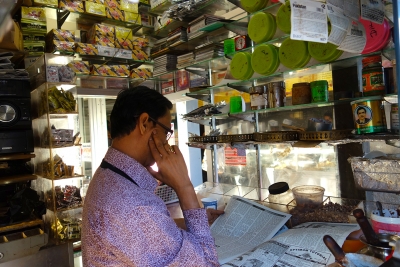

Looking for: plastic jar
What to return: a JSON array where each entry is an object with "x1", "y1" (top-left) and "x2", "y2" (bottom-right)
[
  {"x1": 268, "y1": 81, "x2": 285, "y2": 107},
  {"x1": 268, "y1": 182, "x2": 293, "y2": 205},
  {"x1": 249, "y1": 85, "x2": 268, "y2": 110},
  {"x1": 310, "y1": 80, "x2": 329, "y2": 103},
  {"x1": 362, "y1": 56, "x2": 385, "y2": 96},
  {"x1": 292, "y1": 82, "x2": 311, "y2": 105}
]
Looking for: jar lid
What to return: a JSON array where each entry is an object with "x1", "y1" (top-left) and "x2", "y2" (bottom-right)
[
  {"x1": 276, "y1": 1, "x2": 291, "y2": 34},
  {"x1": 240, "y1": 0, "x2": 268, "y2": 13},
  {"x1": 268, "y1": 182, "x2": 290, "y2": 195},
  {"x1": 308, "y1": 42, "x2": 343, "y2": 63},
  {"x1": 279, "y1": 38, "x2": 310, "y2": 69},
  {"x1": 251, "y1": 44, "x2": 279, "y2": 75},
  {"x1": 360, "y1": 18, "x2": 391, "y2": 54},
  {"x1": 230, "y1": 52, "x2": 254, "y2": 80},
  {"x1": 310, "y1": 80, "x2": 328, "y2": 87},
  {"x1": 248, "y1": 12, "x2": 277, "y2": 44},
  {"x1": 362, "y1": 55, "x2": 381, "y2": 67}
]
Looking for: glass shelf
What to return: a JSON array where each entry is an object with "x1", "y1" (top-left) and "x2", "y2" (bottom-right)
[{"x1": 77, "y1": 55, "x2": 152, "y2": 66}]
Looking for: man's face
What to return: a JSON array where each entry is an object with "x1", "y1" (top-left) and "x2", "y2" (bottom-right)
[
  {"x1": 146, "y1": 111, "x2": 172, "y2": 165},
  {"x1": 357, "y1": 109, "x2": 366, "y2": 120}
]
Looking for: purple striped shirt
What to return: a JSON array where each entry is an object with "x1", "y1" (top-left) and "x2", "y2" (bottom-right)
[{"x1": 82, "y1": 147, "x2": 220, "y2": 266}]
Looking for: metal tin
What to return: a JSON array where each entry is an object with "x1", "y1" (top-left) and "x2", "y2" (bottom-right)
[
  {"x1": 249, "y1": 85, "x2": 268, "y2": 110},
  {"x1": 310, "y1": 80, "x2": 328, "y2": 103},
  {"x1": 268, "y1": 81, "x2": 285, "y2": 108},
  {"x1": 292, "y1": 82, "x2": 311, "y2": 105},
  {"x1": 362, "y1": 56, "x2": 385, "y2": 96},
  {"x1": 351, "y1": 97, "x2": 386, "y2": 134}
]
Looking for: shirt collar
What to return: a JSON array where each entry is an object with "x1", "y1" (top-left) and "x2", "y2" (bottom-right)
[{"x1": 103, "y1": 147, "x2": 158, "y2": 191}]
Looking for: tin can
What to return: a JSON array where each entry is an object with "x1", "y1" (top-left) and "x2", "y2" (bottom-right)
[
  {"x1": 351, "y1": 97, "x2": 386, "y2": 134},
  {"x1": 292, "y1": 82, "x2": 311, "y2": 105},
  {"x1": 310, "y1": 80, "x2": 328, "y2": 103},
  {"x1": 391, "y1": 104, "x2": 399, "y2": 133},
  {"x1": 249, "y1": 85, "x2": 268, "y2": 110},
  {"x1": 362, "y1": 56, "x2": 385, "y2": 96},
  {"x1": 267, "y1": 81, "x2": 285, "y2": 108}
]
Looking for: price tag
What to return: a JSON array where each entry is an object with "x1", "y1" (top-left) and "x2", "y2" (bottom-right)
[
  {"x1": 97, "y1": 46, "x2": 117, "y2": 58},
  {"x1": 360, "y1": 0, "x2": 385, "y2": 24},
  {"x1": 290, "y1": 0, "x2": 328, "y2": 43}
]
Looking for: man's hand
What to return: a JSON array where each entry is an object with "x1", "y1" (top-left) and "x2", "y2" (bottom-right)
[{"x1": 207, "y1": 209, "x2": 224, "y2": 225}]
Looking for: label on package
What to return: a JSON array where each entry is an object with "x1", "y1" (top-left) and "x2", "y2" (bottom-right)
[
  {"x1": 327, "y1": 0, "x2": 360, "y2": 21},
  {"x1": 338, "y1": 20, "x2": 366, "y2": 54},
  {"x1": 115, "y1": 48, "x2": 132, "y2": 59},
  {"x1": 98, "y1": 45, "x2": 117, "y2": 57},
  {"x1": 327, "y1": 4, "x2": 350, "y2": 46},
  {"x1": 360, "y1": 0, "x2": 385, "y2": 25},
  {"x1": 290, "y1": 0, "x2": 328, "y2": 43}
]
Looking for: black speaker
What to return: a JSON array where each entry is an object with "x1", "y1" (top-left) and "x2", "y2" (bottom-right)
[{"x1": 0, "y1": 130, "x2": 34, "y2": 154}]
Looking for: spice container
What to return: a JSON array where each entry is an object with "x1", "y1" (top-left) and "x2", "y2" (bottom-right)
[
  {"x1": 351, "y1": 96, "x2": 386, "y2": 134},
  {"x1": 249, "y1": 85, "x2": 268, "y2": 110},
  {"x1": 310, "y1": 80, "x2": 328, "y2": 103},
  {"x1": 268, "y1": 81, "x2": 285, "y2": 107},
  {"x1": 292, "y1": 82, "x2": 311, "y2": 105},
  {"x1": 268, "y1": 182, "x2": 293, "y2": 205},
  {"x1": 362, "y1": 56, "x2": 385, "y2": 96}
]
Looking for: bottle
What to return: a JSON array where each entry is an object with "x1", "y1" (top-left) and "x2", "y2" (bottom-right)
[{"x1": 268, "y1": 182, "x2": 293, "y2": 205}]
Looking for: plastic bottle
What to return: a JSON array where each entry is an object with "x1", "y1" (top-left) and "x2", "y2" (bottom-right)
[{"x1": 268, "y1": 182, "x2": 293, "y2": 205}]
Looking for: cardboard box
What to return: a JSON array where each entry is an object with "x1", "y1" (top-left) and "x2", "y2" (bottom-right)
[
  {"x1": 33, "y1": 0, "x2": 58, "y2": 7},
  {"x1": 75, "y1": 43, "x2": 99, "y2": 55},
  {"x1": 23, "y1": 33, "x2": 46, "y2": 43},
  {"x1": 132, "y1": 36, "x2": 149, "y2": 48},
  {"x1": 46, "y1": 29, "x2": 75, "y2": 42},
  {"x1": 115, "y1": 26, "x2": 133, "y2": 49},
  {"x1": 67, "y1": 61, "x2": 90, "y2": 75},
  {"x1": 120, "y1": 0, "x2": 138, "y2": 12},
  {"x1": 85, "y1": 0, "x2": 104, "y2": 4},
  {"x1": 87, "y1": 24, "x2": 115, "y2": 47},
  {"x1": 80, "y1": 77, "x2": 105, "y2": 89},
  {"x1": 46, "y1": 40, "x2": 75, "y2": 53},
  {"x1": 21, "y1": 6, "x2": 46, "y2": 21},
  {"x1": 105, "y1": 0, "x2": 120, "y2": 9},
  {"x1": 106, "y1": 7, "x2": 124, "y2": 21},
  {"x1": 106, "y1": 78, "x2": 129, "y2": 89},
  {"x1": 139, "y1": 0, "x2": 149, "y2": 4},
  {"x1": 0, "y1": 21, "x2": 23, "y2": 51},
  {"x1": 59, "y1": 0, "x2": 84, "y2": 12},
  {"x1": 130, "y1": 67, "x2": 153, "y2": 79},
  {"x1": 91, "y1": 64, "x2": 130, "y2": 77},
  {"x1": 85, "y1": 2, "x2": 106, "y2": 16},
  {"x1": 21, "y1": 19, "x2": 47, "y2": 33},
  {"x1": 24, "y1": 42, "x2": 45, "y2": 56},
  {"x1": 124, "y1": 11, "x2": 141, "y2": 24},
  {"x1": 131, "y1": 49, "x2": 149, "y2": 61}
]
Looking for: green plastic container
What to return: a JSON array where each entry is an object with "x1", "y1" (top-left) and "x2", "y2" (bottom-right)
[
  {"x1": 310, "y1": 80, "x2": 329, "y2": 103},
  {"x1": 251, "y1": 44, "x2": 279, "y2": 75},
  {"x1": 240, "y1": 0, "x2": 269, "y2": 13},
  {"x1": 248, "y1": 12, "x2": 277, "y2": 44},
  {"x1": 230, "y1": 52, "x2": 254, "y2": 80},
  {"x1": 279, "y1": 38, "x2": 310, "y2": 69},
  {"x1": 276, "y1": 1, "x2": 291, "y2": 34},
  {"x1": 308, "y1": 42, "x2": 343, "y2": 63}
]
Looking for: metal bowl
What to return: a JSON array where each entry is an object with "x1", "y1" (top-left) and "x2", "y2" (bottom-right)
[{"x1": 358, "y1": 233, "x2": 399, "y2": 261}]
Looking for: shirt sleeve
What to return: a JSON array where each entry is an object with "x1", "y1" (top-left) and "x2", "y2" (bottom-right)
[{"x1": 88, "y1": 204, "x2": 220, "y2": 267}]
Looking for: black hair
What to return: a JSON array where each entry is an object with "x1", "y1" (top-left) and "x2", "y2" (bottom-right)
[
  {"x1": 110, "y1": 86, "x2": 173, "y2": 139},
  {"x1": 357, "y1": 107, "x2": 367, "y2": 114}
]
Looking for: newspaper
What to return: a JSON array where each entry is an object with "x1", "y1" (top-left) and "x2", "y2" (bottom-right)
[
  {"x1": 222, "y1": 222, "x2": 360, "y2": 267},
  {"x1": 210, "y1": 196, "x2": 292, "y2": 264}
]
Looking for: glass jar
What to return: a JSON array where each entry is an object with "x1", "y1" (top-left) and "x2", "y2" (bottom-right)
[
  {"x1": 249, "y1": 85, "x2": 268, "y2": 110},
  {"x1": 268, "y1": 182, "x2": 293, "y2": 205},
  {"x1": 362, "y1": 56, "x2": 385, "y2": 96}
]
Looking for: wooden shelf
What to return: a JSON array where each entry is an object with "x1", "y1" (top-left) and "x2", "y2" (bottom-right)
[
  {"x1": 0, "y1": 153, "x2": 35, "y2": 161},
  {"x1": 0, "y1": 218, "x2": 43, "y2": 234},
  {"x1": 0, "y1": 174, "x2": 37, "y2": 185}
]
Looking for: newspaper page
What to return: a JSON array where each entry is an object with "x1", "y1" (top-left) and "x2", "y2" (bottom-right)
[
  {"x1": 210, "y1": 196, "x2": 291, "y2": 265},
  {"x1": 222, "y1": 222, "x2": 359, "y2": 267},
  {"x1": 290, "y1": 0, "x2": 328, "y2": 43}
]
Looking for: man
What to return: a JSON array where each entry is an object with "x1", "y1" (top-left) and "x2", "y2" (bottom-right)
[
  {"x1": 82, "y1": 86, "x2": 223, "y2": 266},
  {"x1": 355, "y1": 107, "x2": 371, "y2": 125}
]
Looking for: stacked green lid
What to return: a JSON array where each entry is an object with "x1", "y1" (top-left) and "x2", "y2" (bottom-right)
[
  {"x1": 279, "y1": 38, "x2": 311, "y2": 69},
  {"x1": 248, "y1": 12, "x2": 277, "y2": 44},
  {"x1": 308, "y1": 42, "x2": 343, "y2": 63},
  {"x1": 276, "y1": 1, "x2": 291, "y2": 34},
  {"x1": 230, "y1": 52, "x2": 254, "y2": 80},
  {"x1": 240, "y1": 0, "x2": 269, "y2": 13},
  {"x1": 251, "y1": 44, "x2": 279, "y2": 75}
]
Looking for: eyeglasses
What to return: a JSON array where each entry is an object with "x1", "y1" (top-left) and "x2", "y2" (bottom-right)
[{"x1": 149, "y1": 117, "x2": 173, "y2": 141}]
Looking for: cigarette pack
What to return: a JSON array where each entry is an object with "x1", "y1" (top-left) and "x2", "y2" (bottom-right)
[{"x1": 67, "y1": 61, "x2": 90, "y2": 75}]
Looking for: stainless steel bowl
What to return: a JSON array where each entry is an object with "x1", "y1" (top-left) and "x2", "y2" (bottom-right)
[{"x1": 358, "y1": 233, "x2": 399, "y2": 261}]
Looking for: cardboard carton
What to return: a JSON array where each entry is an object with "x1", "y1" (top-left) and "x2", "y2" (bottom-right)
[{"x1": 0, "y1": 20, "x2": 23, "y2": 51}]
